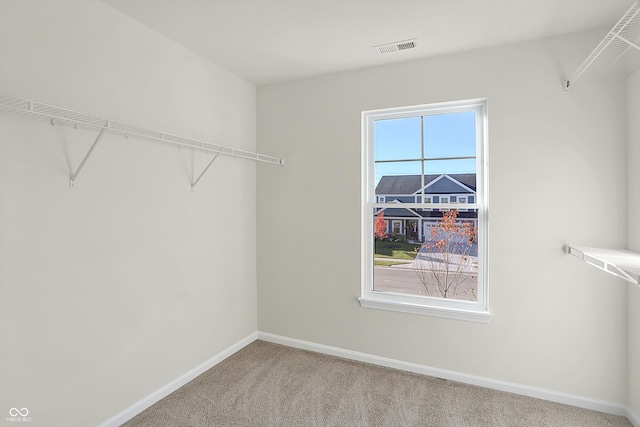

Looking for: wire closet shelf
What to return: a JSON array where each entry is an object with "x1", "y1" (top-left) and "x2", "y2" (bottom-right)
[
  {"x1": 565, "y1": 0, "x2": 640, "y2": 90},
  {"x1": 0, "y1": 94, "x2": 284, "y2": 189},
  {"x1": 565, "y1": 245, "x2": 640, "y2": 286}
]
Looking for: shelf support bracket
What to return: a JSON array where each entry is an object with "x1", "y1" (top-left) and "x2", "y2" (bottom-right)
[
  {"x1": 191, "y1": 148, "x2": 223, "y2": 191},
  {"x1": 565, "y1": 244, "x2": 640, "y2": 285},
  {"x1": 69, "y1": 121, "x2": 109, "y2": 187},
  {"x1": 615, "y1": 34, "x2": 640, "y2": 52}
]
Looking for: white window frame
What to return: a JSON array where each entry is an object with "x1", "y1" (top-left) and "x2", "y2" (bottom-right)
[{"x1": 360, "y1": 98, "x2": 490, "y2": 323}]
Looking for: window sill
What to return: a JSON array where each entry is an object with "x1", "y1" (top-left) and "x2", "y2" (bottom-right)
[{"x1": 359, "y1": 294, "x2": 491, "y2": 323}]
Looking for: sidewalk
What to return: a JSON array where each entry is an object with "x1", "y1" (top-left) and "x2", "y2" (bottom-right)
[{"x1": 376, "y1": 254, "x2": 478, "y2": 273}]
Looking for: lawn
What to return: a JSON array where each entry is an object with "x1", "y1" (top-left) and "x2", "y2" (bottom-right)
[
  {"x1": 374, "y1": 240, "x2": 421, "y2": 260},
  {"x1": 374, "y1": 260, "x2": 413, "y2": 267}
]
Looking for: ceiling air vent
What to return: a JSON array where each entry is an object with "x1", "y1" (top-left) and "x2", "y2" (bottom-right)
[{"x1": 373, "y1": 38, "x2": 417, "y2": 55}]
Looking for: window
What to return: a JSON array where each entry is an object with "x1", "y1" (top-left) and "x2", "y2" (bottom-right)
[
  {"x1": 458, "y1": 196, "x2": 467, "y2": 212},
  {"x1": 361, "y1": 99, "x2": 489, "y2": 322}
]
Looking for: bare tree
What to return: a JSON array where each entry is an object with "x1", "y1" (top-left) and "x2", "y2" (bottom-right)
[{"x1": 415, "y1": 210, "x2": 477, "y2": 299}]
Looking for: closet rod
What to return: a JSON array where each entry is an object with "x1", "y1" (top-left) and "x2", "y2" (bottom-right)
[{"x1": 0, "y1": 95, "x2": 285, "y2": 166}]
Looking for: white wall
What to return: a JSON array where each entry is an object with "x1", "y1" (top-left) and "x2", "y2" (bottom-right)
[
  {"x1": 0, "y1": 1, "x2": 257, "y2": 426},
  {"x1": 628, "y1": 67, "x2": 640, "y2": 422},
  {"x1": 257, "y1": 29, "x2": 629, "y2": 407}
]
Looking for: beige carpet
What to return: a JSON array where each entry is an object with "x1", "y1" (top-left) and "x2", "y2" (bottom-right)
[{"x1": 123, "y1": 340, "x2": 631, "y2": 427}]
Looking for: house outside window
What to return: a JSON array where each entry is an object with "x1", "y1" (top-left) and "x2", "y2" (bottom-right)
[{"x1": 361, "y1": 99, "x2": 489, "y2": 322}]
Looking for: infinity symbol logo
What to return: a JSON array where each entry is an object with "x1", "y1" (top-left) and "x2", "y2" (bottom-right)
[{"x1": 9, "y1": 408, "x2": 29, "y2": 417}]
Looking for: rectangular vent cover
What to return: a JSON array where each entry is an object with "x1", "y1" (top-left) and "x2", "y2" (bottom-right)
[{"x1": 374, "y1": 38, "x2": 417, "y2": 55}]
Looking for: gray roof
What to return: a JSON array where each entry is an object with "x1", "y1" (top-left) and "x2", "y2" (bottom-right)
[
  {"x1": 376, "y1": 174, "x2": 476, "y2": 195},
  {"x1": 378, "y1": 207, "x2": 421, "y2": 218}
]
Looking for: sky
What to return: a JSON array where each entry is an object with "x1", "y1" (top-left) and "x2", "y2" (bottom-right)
[{"x1": 374, "y1": 111, "x2": 477, "y2": 185}]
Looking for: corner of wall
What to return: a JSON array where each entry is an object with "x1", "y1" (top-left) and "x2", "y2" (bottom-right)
[{"x1": 627, "y1": 65, "x2": 640, "y2": 423}]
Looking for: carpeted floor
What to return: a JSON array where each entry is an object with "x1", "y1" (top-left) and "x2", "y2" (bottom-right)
[{"x1": 123, "y1": 340, "x2": 631, "y2": 427}]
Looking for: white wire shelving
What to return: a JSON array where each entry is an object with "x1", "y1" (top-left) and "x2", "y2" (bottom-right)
[
  {"x1": 562, "y1": 3, "x2": 640, "y2": 285},
  {"x1": 565, "y1": 0, "x2": 640, "y2": 91},
  {"x1": 0, "y1": 94, "x2": 285, "y2": 189},
  {"x1": 565, "y1": 245, "x2": 640, "y2": 286}
]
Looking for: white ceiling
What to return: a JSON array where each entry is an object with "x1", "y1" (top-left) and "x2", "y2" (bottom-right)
[{"x1": 102, "y1": 0, "x2": 635, "y2": 86}]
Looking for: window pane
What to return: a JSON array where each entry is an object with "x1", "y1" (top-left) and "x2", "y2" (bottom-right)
[
  {"x1": 364, "y1": 100, "x2": 487, "y2": 319},
  {"x1": 424, "y1": 159, "x2": 476, "y2": 175},
  {"x1": 423, "y1": 111, "x2": 476, "y2": 158},
  {"x1": 375, "y1": 117, "x2": 422, "y2": 161},
  {"x1": 373, "y1": 208, "x2": 478, "y2": 301},
  {"x1": 374, "y1": 161, "x2": 421, "y2": 189},
  {"x1": 372, "y1": 208, "x2": 422, "y2": 295}
]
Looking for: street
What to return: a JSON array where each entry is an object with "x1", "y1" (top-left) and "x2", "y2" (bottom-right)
[{"x1": 374, "y1": 266, "x2": 477, "y2": 301}]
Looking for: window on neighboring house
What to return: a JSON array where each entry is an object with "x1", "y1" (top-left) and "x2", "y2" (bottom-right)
[
  {"x1": 361, "y1": 99, "x2": 489, "y2": 322},
  {"x1": 458, "y1": 196, "x2": 467, "y2": 211},
  {"x1": 424, "y1": 196, "x2": 432, "y2": 211}
]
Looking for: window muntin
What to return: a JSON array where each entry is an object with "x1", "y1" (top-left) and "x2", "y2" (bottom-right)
[{"x1": 362, "y1": 99, "x2": 488, "y2": 322}]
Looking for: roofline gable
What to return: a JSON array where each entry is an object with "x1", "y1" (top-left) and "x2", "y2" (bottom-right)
[
  {"x1": 412, "y1": 173, "x2": 476, "y2": 194},
  {"x1": 376, "y1": 206, "x2": 423, "y2": 218}
]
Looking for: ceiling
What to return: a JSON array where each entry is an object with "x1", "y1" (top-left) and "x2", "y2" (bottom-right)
[{"x1": 103, "y1": 0, "x2": 635, "y2": 86}]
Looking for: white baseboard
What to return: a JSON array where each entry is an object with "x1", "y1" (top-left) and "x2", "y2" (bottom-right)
[
  {"x1": 98, "y1": 330, "x2": 633, "y2": 426},
  {"x1": 627, "y1": 408, "x2": 640, "y2": 427},
  {"x1": 257, "y1": 331, "x2": 629, "y2": 419},
  {"x1": 98, "y1": 332, "x2": 258, "y2": 427}
]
